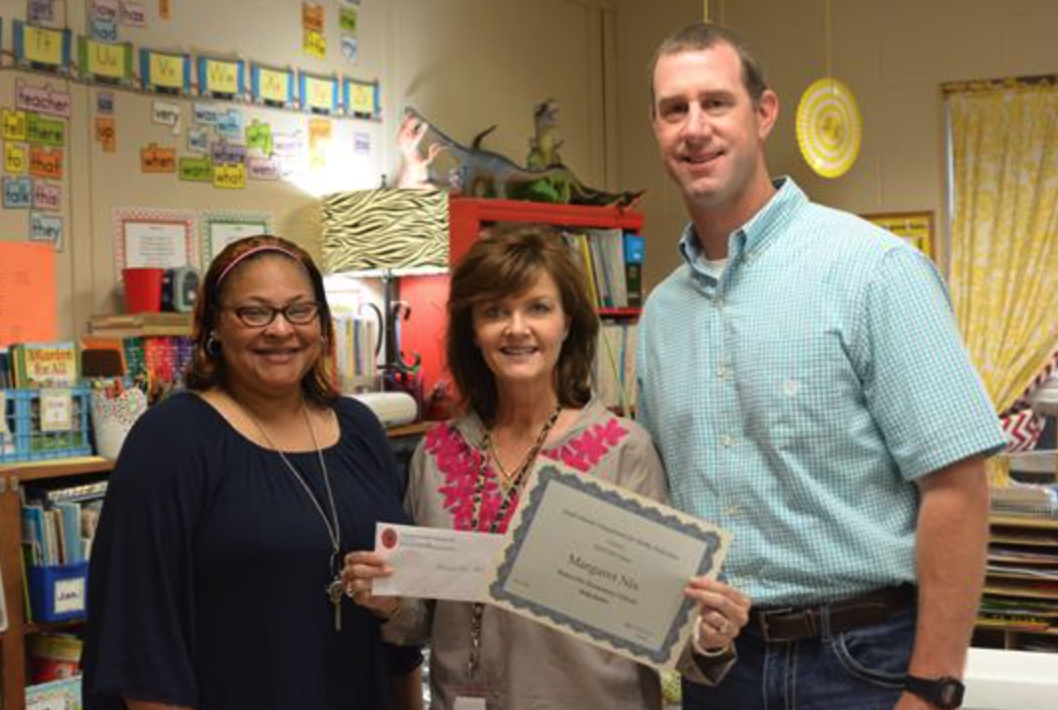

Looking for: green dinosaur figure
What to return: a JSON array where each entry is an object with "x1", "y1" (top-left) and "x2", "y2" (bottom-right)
[{"x1": 396, "y1": 107, "x2": 643, "y2": 209}]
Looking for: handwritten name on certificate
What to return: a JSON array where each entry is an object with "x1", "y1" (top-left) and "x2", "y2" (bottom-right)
[
  {"x1": 485, "y1": 465, "x2": 730, "y2": 671},
  {"x1": 372, "y1": 524, "x2": 506, "y2": 603}
]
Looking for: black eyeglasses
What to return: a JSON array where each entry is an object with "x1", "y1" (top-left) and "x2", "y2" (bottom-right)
[{"x1": 231, "y1": 302, "x2": 321, "y2": 328}]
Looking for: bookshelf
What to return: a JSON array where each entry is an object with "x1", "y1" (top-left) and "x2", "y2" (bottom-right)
[
  {"x1": 401, "y1": 198, "x2": 646, "y2": 403},
  {"x1": 0, "y1": 458, "x2": 111, "y2": 710},
  {"x1": 974, "y1": 514, "x2": 1058, "y2": 653}
]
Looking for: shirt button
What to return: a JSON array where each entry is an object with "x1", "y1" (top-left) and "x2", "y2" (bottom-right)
[{"x1": 721, "y1": 434, "x2": 735, "y2": 447}]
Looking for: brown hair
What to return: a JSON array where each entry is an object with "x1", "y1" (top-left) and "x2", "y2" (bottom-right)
[
  {"x1": 649, "y1": 22, "x2": 770, "y2": 111},
  {"x1": 446, "y1": 224, "x2": 599, "y2": 424},
  {"x1": 184, "y1": 235, "x2": 339, "y2": 406}
]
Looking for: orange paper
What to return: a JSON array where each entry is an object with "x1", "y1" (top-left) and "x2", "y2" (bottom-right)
[{"x1": 0, "y1": 242, "x2": 57, "y2": 346}]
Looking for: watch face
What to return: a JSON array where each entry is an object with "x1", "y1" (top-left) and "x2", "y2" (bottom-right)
[
  {"x1": 938, "y1": 680, "x2": 964, "y2": 709},
  {"x1": 907, "y1": 675, "x2": 964, "y2": 709}
]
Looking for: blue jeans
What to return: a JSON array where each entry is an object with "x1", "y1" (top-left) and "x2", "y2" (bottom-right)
[{"x1": 683, "y1": 606, "x2": 916, "y2": 710}]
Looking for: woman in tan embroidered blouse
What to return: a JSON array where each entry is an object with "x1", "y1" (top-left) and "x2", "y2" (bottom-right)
[{"x1": 343, "y1": 225, "x2": 749, "y2": 709}]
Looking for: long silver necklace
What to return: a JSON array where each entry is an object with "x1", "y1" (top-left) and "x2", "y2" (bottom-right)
[{"x1": 234, "y1": 396, "x2": 346, "y2": 632}]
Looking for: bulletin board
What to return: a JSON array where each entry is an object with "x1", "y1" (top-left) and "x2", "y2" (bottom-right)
[{"x1": 0, "y1": 0, "x2": 389, "y2": 336}]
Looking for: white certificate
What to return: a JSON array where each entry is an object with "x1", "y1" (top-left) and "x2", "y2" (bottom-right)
[
  {"x1": 372, "y1": 523, "x2": 506, "y2": 603},
  {"x1": 485, "y1": 464, "x2": 730, "y2": 671}
]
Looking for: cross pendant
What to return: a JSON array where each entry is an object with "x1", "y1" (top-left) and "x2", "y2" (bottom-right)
[{"x1": 327, "y1": 578, "x2": 344, "y2": 632}]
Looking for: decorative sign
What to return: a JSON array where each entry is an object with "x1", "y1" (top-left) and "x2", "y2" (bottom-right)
[
  {"x1": 97, "y1": 91, "x2": 115, "y2": 114},
  {"x1": 345, "y1": 78, "x2": 379, "y2": 119},
  {"x1": 210, "y1": 140, "x2": 247, "y2": 165},
  {"x1": 303, "y1": 29, "x2": 326, "y2": 60},
  {"x1": 140, "y1": 49, "x2": 191, "y2": 94},
  {"x1": 96, "y1": 116, "x2": 117, "y2": 152},
  {"x1": 3, "y1": 110, "x2": 27, "y2": 141},
  {"x1": 113, "y1": 208, "x2": 197, "y2": 271},
  {"x1": 79, "y1": 38, "x2": 134, "y2": 83},
  {"x1": 152, "y1": 101, "x2": 182, "y2": 128},
  {"x1": 33, "y1": 181, "x2": 61, "y2": 211},
  {"x1": 13, "y1": 22, "x2": 72, "y2": 72},
  {"x1": 796, "y1": 77, "x2": 862, "y2": 179},
  {"x1": 28, "y1": 0, "x2": 56, "y2": 25},
  {"x1": 339, "y1": 7, "x2": 357, "y2": 32},
  {"x1": 353, "y1": 131, "x2": 371, "y2": 156},
  {"x1": 216, "y1": 110, "x2": 243, "y2": 140},
  {"x1": 245, "y1": 120, "x2": 273, "y2": 155},
  {"x1": 2, "y1": 177, "x2": 32, "y2": 208},
  {"x1": 302, "y1": 2, "x2": 325, "y2": 31},
  {"x1": 16, "y1": 80, "x2": 71, "y2": 118},
  {"x1": 39, "y1": 389, "x2": 73, "y2": 432},
  {"x1": 187, "y1": 127, "x2": 209, "y2": 153},
  {"x1": 140, "y1": 143, "x2": 177, "y2": 173},
  {"x1": 27, "y1": 114, "x2": 66, "y2": 147},
  {"x1": 251, "y1": 64, "x2": 295, "y2": 107},
  {"x1": 213, "y1": 163, "x2": 247, "y2": 190},
  {"x1": 30, "y1": 212, "x2": 64, "y2": 249},
  {"x1": 178, "y1": 156, "x2": 213, "y2": 182},
  {"x1": 198, "y1": 57, "x2": 245, "y2": 99},
  {"x1": 864, "y1": 211, "x2": 935, "y2": 260},
  {"x1": 5, "y1": 144, "x2": 28, "y2": 174},
  {"x1": 201, "y1": 211, "x2": 273, "y2": 263},
  {"x1": 300, "y1": 72, "x2": 339, "y2": 114},
  {"x1": 193, "y1": 103, "x2": 224, "y2": 126},
  {"x1": 248, "y1": 156, "x2": 281, "y2": 181},
  {"x1": 120, "y1": 1, "x2": 148, "y2": 27},
  {"x1": 29, "y1": 147, "x2": 63, "y2": 179},
  {"x1": 341, "y1": 35, "x2": 358, "y2": 64}
]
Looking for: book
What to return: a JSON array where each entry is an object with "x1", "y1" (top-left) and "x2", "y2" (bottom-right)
[
  {"x1": 12, "y1": 342, "x2": 79, "y2": 388},
  {"x1": 25, "y1": 673, "x2": 82, "y2": 710},
  {"x1": 623, "y1": 233, "x2": 645, "y2": 308}
]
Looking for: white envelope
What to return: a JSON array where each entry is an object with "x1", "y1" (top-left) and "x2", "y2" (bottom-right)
[{"x1": 372, "y1": 523, "x2": 507, "y2": 603}]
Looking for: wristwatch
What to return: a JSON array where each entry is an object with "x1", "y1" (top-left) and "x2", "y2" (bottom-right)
[{"x1": 904, "y1": 674, "x2": 965, "y2": 709}]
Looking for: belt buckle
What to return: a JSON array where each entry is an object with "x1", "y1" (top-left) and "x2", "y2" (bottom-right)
[{"x1": 757, "y1": 607, "x2": 793, "y2": 642}]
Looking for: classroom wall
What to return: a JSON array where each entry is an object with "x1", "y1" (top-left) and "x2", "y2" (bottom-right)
[
  {"x1": 0, "y1": 0, "x2": 617, "y2": 341},
  {"x1": 614, "y1": 0, "x2": 1058, "y2": 290}
]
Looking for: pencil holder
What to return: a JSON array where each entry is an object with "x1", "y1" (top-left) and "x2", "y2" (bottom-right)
[{"x1": 89, "y1": 387, "x2": 148, "y2": 460}]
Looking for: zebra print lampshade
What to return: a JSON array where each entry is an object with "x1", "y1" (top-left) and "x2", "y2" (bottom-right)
[{"x1": 321, "y1": 188, "x2": 449, "y2": 273}]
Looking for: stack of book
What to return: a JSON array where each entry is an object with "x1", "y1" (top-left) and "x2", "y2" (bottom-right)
[
  {"x1": 593, "y1": 322, "x2": 637, "y2": 414},
  {"x1": 563, "y1": 229, "x2": 645, "y2": 310},
  {"x1": 22, "y1": 480, "x2": 108, "y2": 567}
]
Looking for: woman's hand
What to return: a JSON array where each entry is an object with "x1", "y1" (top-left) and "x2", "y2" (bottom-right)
[
  {"x1": 342, "y1": 551, "x2": 403, "y2": 619},
  {"x1": 685, "y1": 577, "x2": 751, "y2": 653}
]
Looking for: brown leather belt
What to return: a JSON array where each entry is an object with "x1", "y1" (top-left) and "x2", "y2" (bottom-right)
[{"x1": 747, "y1": 585, "x2": 917, "y2": 642}]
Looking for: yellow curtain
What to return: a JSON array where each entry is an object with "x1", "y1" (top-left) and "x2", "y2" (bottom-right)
[{"x1": 948, "y1": 80, "x2": 1058, "y2": 482}]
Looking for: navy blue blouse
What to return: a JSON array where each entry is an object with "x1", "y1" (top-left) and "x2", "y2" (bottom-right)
[{"x1": 83, "y1": 393, "x2": 421, "y2": 710}]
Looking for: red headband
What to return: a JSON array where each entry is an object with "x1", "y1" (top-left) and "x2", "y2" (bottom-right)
[{"x1": 216, "y1": 245, "x2": 302, "y2": 285}]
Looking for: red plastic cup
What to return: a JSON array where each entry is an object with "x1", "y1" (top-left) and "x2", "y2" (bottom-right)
[{"x1": 122, "y1": 268, "x2": 165, "y2": 313}]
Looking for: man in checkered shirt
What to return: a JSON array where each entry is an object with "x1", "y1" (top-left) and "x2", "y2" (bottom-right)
[{"x1": 638, "y1": 22, "x2": 1005, "y2": 710}]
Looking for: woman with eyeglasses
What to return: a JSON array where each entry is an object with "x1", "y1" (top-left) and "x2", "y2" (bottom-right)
[{"x1": 82, "y1": 236, "x2": 423, "y2": 710}]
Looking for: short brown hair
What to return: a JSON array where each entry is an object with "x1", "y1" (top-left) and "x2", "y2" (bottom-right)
[
  {"x1": 445, "y1": 225, "x2": 599, "y2": 424},
  {"x1": 185, "y1": 235, "x2": 339, "y2": 406},
  {"x1": 649, "y1": 22, "x2": 770, "y2": 111}
]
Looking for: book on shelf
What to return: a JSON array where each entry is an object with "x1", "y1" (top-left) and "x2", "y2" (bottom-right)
[
  {"x1": 6, "y1": 342, "x2": 80, "y2": 388},
  {"x1": 25, "y1": 673, "x2": 82, "y2": 710},
  {"x1": 22, "y1": 480, "x2": 109, "y2": 566},
  {"x1": 623, "y1": 233, "x2": 645, "y2": 308}
]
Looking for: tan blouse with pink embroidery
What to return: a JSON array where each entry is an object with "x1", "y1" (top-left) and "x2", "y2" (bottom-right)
[{"x1": 383, "y1": 399, "x2": 731, "y2": 710}]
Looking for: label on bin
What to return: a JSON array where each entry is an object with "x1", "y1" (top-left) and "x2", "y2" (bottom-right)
[
  {"x1": 54, "y1": 577, "x2": 85, "y2": 613},
  {"x1": 39, "y1": 389, "x2": 72, "y2": 432}
]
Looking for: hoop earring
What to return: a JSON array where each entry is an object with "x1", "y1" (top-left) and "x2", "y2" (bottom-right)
[{"x1": 206, "y1": 333, "x2": 221, "y2": 358}]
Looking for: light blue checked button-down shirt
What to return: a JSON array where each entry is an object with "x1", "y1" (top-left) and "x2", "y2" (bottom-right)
[{"x1": 637, "y1": 178, "x2": 1005, "y2": 606}]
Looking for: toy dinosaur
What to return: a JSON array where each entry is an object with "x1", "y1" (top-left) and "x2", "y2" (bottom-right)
[
  {"x1": 395, "y1": 106, "x2": 643, "y2": 208},
  {"x1": 526, "y1": 98, "x2": 563, "y2": 170}
]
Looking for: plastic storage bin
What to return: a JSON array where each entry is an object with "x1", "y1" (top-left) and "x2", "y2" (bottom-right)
[
  {"x1": 0, "y1": 387, "x2": 93, "y2": 463},
  {"x1": 26, "y1": 561, "x2": 89, "y2": 623}
]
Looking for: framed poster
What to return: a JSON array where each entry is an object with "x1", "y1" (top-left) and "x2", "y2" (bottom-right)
[
  {"x1": 200, "y1": 211, "x2": 273, "y2": 268},
  {"x1": 864, "y1": 211, "x2": 934, "y2": 260},
  {"x1": 113, "y1": 208, "x2": 197, "y2": 272}
]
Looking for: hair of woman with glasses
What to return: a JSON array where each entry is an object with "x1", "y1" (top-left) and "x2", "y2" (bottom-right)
[{"x1": 83, "y1": 235, "x2": 424, "y2": 710}]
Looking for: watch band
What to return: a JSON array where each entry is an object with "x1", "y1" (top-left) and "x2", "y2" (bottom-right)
[{"x1": 904, "y1": 673, "x2": 965, "y2": 709}]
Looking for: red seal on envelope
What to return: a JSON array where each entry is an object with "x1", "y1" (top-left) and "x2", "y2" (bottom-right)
[{"x1": 380, "y1": 527, "x2": 399, "y2": 550}]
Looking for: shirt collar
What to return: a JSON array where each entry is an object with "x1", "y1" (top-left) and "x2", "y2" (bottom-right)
[{"x1": 677, "y1": 177, "x2": 808, "y2": 269}]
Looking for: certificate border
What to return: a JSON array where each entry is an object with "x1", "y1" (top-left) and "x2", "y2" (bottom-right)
[{"x1": 489, "y1": 464, "x2": 727, "y2": 668}]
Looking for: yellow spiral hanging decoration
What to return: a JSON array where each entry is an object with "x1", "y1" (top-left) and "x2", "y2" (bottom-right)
[{"x1": 796, "y1": 77, "x2": 862, "y2": 179}]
